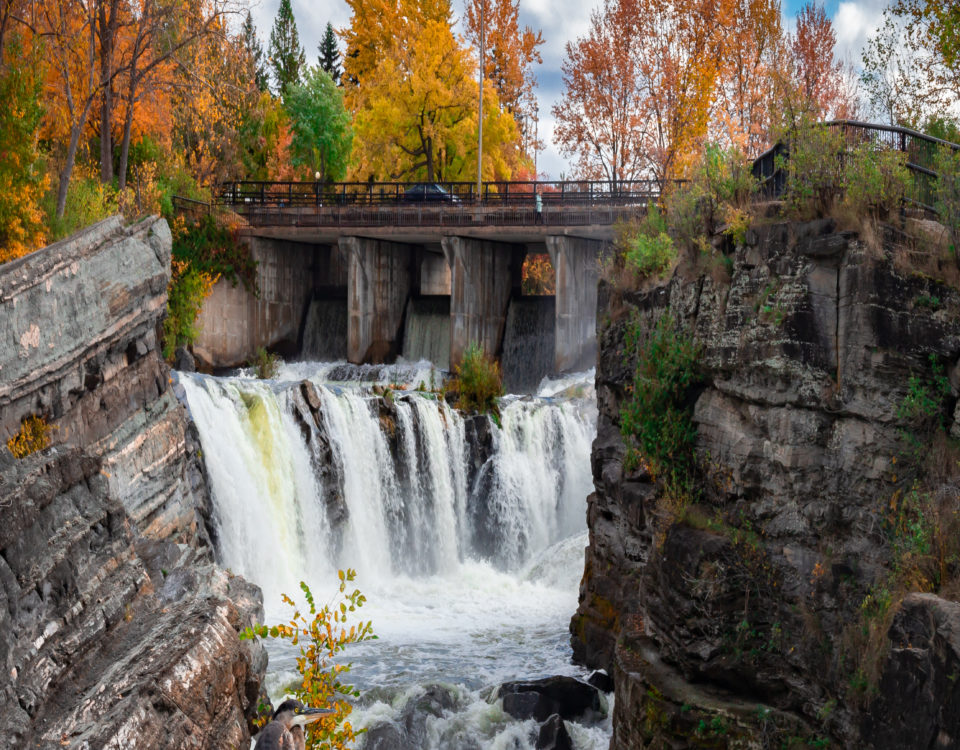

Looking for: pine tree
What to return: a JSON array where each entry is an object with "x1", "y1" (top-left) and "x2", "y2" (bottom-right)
[
  {"x1": 242, "y1": 11, "x2": 269, "y2": 92},
  {"x1": 318, "y1": 22, "x2": 341, "y2": 85},
  {"x1": 268, "y1": 0, "x2": 306, "y2": 94}
]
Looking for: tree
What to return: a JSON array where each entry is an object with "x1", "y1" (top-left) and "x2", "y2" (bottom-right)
[
  {"x1": 341, "y1": 0, "x2": 452, "y2": 92},
  {"x1": 284, "y1": 66, "x2": 352, "y2": 182},
  {"x1": 789, "y1": 2, "x2": 847, "y2": 119},
  {"x1": 0, "y1": 32, "x2": 47, "y2": 260},
  {"x1": 242, "y1": 10, "x2": 269, "y2": 92},
  {"x1": 268, "y1": 0, "x2": 305, "y2": 94},
  {"x1": 713, "y1": 0, "x2": 782, "y2": 156},
  {"x1": 318, "y1": 21, "x2": 340, "y2": 85},
  {"x1": 351, "y1": 17, "x2": 519, "y2": 182},
  {"x1": 463, "y1": 0, "x2": 542, "y2": 148}
]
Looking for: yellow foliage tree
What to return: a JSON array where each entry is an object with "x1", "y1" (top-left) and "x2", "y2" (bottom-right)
[{"x1": 350, "y1": 16, "x2": 520, "y2": 182}]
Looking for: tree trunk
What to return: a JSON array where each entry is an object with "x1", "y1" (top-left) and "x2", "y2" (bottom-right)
[
  {"x1": 57, "y1": 125, "x2": 84, "y2": 219},
  {"x1": 117, "y1": 98, "x2": 135, "y2": 191}
]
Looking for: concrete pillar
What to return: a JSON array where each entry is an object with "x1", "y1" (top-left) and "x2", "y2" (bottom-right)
[
  {"x1": 546, "y1": 235, "x2": 603, "y2": 372},
  {"x1": 441, "y1": 236, "x2": 521, "y2": 366},
  {"x1": 342, "y1": 236, "x2": 414, "y2": 364}
]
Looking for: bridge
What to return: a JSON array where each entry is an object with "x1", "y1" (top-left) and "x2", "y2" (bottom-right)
[{"x1": 183, "y1": 121, "x2": 958, "y2": 387}]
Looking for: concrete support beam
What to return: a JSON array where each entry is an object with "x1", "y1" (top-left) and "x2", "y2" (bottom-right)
[
  {"x1": 442, "y1": 236, "x2": 521, "y2": 366},
  {"x1": 342, "y1": 236, "x2": 414, "y2": 364},
  {"x1": 194, "y1": 237, "x2": 314, "y2": 367},
  {"x1": 546, "y1": 235, "x2": 604, "y2": 372}
]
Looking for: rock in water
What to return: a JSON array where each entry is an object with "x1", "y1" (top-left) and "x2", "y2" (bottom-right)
[
  {"x1": 497, "y1": 676, "x2": 601, "y2": 722},
  {"x1": 537, "y1": 714, "x2": 574, "y2": 750}
]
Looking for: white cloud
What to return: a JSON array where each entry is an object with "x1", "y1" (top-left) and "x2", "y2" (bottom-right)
[{"x1": 833, "y1": 0, "x2": 888, "y2": 63}]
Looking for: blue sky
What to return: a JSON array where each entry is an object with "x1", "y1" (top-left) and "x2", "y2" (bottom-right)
[{"x1": 249, "y1": 0, "x2": 892, "y2": 179}]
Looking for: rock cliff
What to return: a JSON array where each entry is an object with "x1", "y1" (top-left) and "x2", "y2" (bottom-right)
[
  {"x1": 0, "y1": 217, "x2": 266, "y2": 747},
  {"x1": 574, "y1": 219, "x2": 960, "y2": 747}
]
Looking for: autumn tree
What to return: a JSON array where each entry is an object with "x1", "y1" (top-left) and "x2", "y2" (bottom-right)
[
  {"x1": 284, "y1": 67, "x2": 352, "y2": 181},
  {"x1": 713, "y1": 0, "x2": 783, "y2": 156},
  {"x1": 463, "y1": 0, "x2": 543, "y2": 147},
  {"x1": 242, "y1": 10, "x2": 269, "y2": 92},
  {"x1": 0, "y1": 29, "x2": 47, "y2": 260},
  {"x1": 351, "y1": 15, "x2": 519, "y2": 182},
  {"x1": 318, "y1": 21, "x2": 340, "y2": 84},
  {"x1": 340, "y1": 0, "x2": 452, "y2": 93},
  {"x1": 787, "y1": 2, "x2": 848, "y2": 120},
  {"x1": 268, "y1": 0, "x2": 305, "y2": 94}
]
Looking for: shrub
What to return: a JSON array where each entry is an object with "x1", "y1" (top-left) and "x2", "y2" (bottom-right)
[
  {"x1": 620, "y1": 312, "x2": 701, "y2": 490},
  {"x1": 777, "y1": 122, "x2": 845, "y2": 219},
  {"x1": 842, "y1": 144, "x2": 912, "y2": 219},
  {"x1": 172, "y1": 215, "x2": 258, "y2": 294},
  {"x1": 162, "y1": 260, "x2": 217, "y2": 361},
  {"x1": 701, "y1": 143, "x2": 756, "y2": 209},
  {"x1": 43, "y1": 169, "x2": 120, "y2": 243},
  {"x1": 933, "y1": 146, "x2": 960, "y2": 260},
  {"x1": 7, "y1": 415, "x2": 54, "y2": 458},
  {"x1": 240, "y1": 572, "x2": 375, "y2": 749},
  {"x1": 451, "y1": 342, "x2": 503, "y2": 415},
  {"x1": 249, "y1": 346, "x2": 282, "y2": 379},
  {"x1": 521, "y1": 253, "x2": 555, "y2": 295},
  {"x1": 622, "y1": 207, "x2": 677, "y2": 279}
]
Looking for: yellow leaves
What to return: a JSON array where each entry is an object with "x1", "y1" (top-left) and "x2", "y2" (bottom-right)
[{"x1": 7, "y1": 415, "x2": 56, "y2": 458}]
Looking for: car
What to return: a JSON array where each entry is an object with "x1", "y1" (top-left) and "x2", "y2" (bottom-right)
[{"x1": 401, "y1": 183, "x2": 461, "y2": 203}]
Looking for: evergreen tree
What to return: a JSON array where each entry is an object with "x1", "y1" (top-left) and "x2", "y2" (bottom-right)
[
  {"x1": 242, "y1": 11, "x2": 270, "y2": 92},
  {"x1": 318, "y1": 22, "x2": 341, "y2": 85},
  {"x1": 268, "y1": 0, "x2": 306, "y2": 95}
]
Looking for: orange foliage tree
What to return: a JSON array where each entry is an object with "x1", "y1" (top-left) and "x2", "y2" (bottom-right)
[{"x1": 464, "y1": 0, "x2": 543, "y2": 154}]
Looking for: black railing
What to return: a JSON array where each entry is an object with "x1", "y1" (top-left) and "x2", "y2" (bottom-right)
[
  {"x1": 216, "y1": 179, "x2": 664, "y2": 209},
  {"x1": 752, "y1": 120, "x2": 960, "y2": 210}
]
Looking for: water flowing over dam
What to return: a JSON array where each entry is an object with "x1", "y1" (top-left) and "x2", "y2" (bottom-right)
[{"x1": 179, "y1": 362, "x2": 610, "y2": 748}]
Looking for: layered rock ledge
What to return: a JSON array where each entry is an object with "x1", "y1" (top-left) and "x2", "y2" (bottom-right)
[
  {"x1": 574, "y1": 220, "x2": 960, "y2": 747},
  {"x1": 0, "y1": 217, "x2": 265, "y2": 747}
]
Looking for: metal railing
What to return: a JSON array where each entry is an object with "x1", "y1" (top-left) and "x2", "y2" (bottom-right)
[
  {"x1": 752, "y1": 120, "x2": 960, "y2": 210},
  {"x1": 217, "y1": 179, "x2": 664, "y2": 209}
]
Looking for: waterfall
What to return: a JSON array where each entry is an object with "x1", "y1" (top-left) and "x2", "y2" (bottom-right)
[
  {"x1": 180, "y1": 369, "x2": 595, "y2": 605},
  {"x1": 179, "y1": 364, "x2": 607, "y2": 749}
]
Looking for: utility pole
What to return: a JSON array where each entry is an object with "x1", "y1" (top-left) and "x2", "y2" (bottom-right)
[{"x1": 477, "y1": 3, "x2": 484, "y2": 201}]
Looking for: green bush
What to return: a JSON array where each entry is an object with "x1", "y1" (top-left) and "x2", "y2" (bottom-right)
[
  {"x1": 620, "y1": 312, "x2": 701, "y2": 489},
  {"x1": 701, "y1": 143, "x2": 756, "y2": 209},
  {"x1": 43, "y1": 171, "x2": 120, "y2": 242},
  {"x1": 249, "y1": 346, "x2": 282, "y2": 379},
  {"x1": 842, "y1": 144, "x2": 912, "y2": 219},
  {"x1": 452, "y1": 342, "x2": 503, "y2": 415},
  {"x1": 777, "y1": 122, "x2": 845, "y2": 219},
  {"x1": 621, "y1": 207, "x2": 677, "y2": 279},
  {"x1": 934, "y1": 146, "x2": 960, "y2": 258},
  {"x1": 162, "y1": 261, "x2": 215, "y2": 361},
  {"x1": 172, "y1": 215, "x2": 258, "y2": 293}
]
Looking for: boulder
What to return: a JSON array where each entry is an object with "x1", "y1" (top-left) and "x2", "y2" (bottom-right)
[
  {"x1": 587, "y1": 670, "x2": 614, "y2": 694},
  {"x1": 497, "y1": 676, "x2": 601, "y2": 722},
  {"x1": 537, "y1": 714, "x2": 574, "y2": 750}
]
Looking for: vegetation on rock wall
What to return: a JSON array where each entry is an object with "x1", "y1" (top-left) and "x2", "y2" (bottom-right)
[
  {"x1": 162, "y1": 260, "x2": 218, "y2": 362},
  {"x1": 6, "y1": 415, "x2": 54, "y2": 458},
  {"x1": 241, "y1": 571, "x2": 375, "y2": 749},
  {"x1": 249, "y1": 346, "x2": 282, "y2": 379},
  {"x1": 620, "y1": 313, "x2": 700, "y2": 494}
]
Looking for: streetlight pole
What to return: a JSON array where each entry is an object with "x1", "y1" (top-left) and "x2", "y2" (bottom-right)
[{"x1": 477, "y1": 3, "x2": 484, "y2": 201}]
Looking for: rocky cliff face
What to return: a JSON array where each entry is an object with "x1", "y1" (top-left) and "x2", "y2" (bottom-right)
[
  {"x1": 0, "y1": 217, "x2": 266, "y2": 747},
  {"x1": 574, "y1": 219, "x2": 960, "y2": 748}
]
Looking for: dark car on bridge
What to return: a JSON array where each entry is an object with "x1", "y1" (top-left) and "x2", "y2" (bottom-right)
[{"x1": 401, "y1": 183, "x2": 461, "y2": 204}]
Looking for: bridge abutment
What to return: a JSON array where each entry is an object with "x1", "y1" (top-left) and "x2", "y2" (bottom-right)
[
  {"x1": 342, "y1": 236, "x2": 415, "y2": 364},
  {"x1": 442, "y1": 236, "x2": 523, "y2": 366},
  {"x1": 546, "y1": 235, "x2": 602, "y2": 373}
]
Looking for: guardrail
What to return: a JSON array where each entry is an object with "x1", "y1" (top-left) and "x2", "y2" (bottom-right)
[
  {"x1": 216, "y1": 179, "x2": 665, "y2": 209},
  {"x1": 753, "y1": 120, "x2": 960, "y2": 210}
]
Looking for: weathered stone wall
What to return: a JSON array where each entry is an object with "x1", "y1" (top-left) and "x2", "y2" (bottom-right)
[
  {"x1": 574, "y1": 220, "x2": 960, "y2": 748},
  {"x1": 194, "y1": 235, "x2": 315, "y2": 367},
  {"x1": 0, "y1": 216, "x2": 266, "y2": 747}
]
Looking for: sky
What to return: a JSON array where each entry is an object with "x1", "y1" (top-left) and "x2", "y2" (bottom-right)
[{"x1": 248, "y1": 0, "x2": 894, "y2": 180}]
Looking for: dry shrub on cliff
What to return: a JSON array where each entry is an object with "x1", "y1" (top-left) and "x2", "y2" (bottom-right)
[{"x1": 241, "y1": 572, "x2": 375, "y2": 749}]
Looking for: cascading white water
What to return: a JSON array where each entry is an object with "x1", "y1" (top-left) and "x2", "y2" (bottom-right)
[{"x1": 179, "y1": 362, "x2": 609, "y2": 749}]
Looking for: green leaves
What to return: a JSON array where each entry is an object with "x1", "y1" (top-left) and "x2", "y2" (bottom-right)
[{"x1": 283, "y1": 67, "x2": 353, "y2": 184}]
